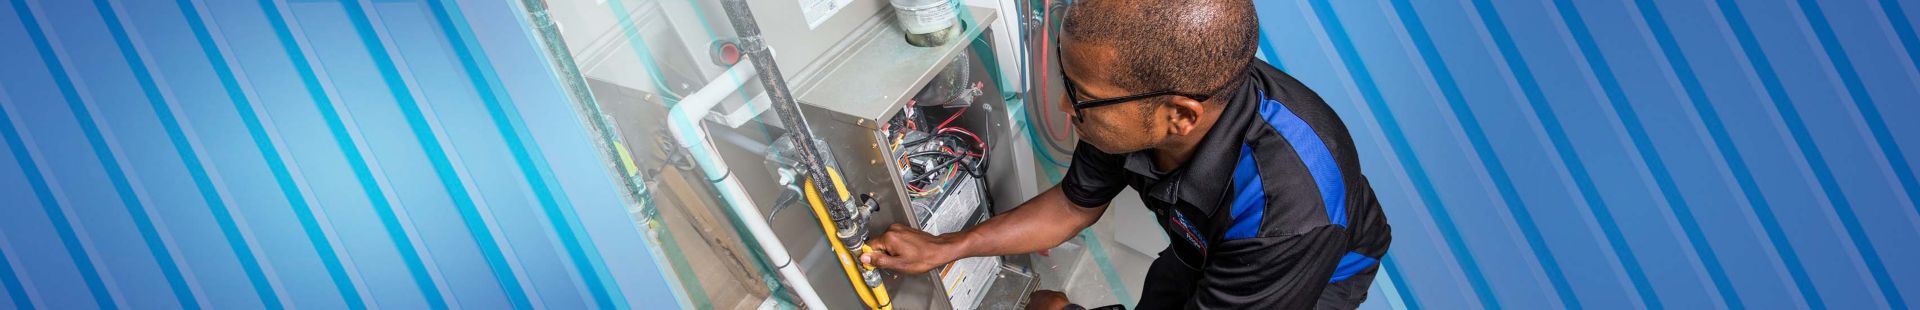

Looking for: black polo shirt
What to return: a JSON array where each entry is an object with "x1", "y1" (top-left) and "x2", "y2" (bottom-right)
[{"x1": 1060, "y1": 59, "x2": 1391, "y2": 309}]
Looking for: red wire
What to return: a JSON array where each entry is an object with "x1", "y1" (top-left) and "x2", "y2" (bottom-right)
[
  {"x1": 940, "y1": 146, "x2": 984, "y2": 158},
  {"x1": 1036, "y1": 2, "x2": 1060, "y2": 140},
  {"x1": 936, "y1": 106, "x2": 968, "y2": 129},
  {"x1": 939, "y1": 127, "x2": 988, "y2": 154},
  {"x1": 1034, "y1": 2, "x2": 1074, "y2": 143}
]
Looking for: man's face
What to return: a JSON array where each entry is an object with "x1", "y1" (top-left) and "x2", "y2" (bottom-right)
[{"x1": 1058, "y1": 37, "x2": 1171, "y2": 154}]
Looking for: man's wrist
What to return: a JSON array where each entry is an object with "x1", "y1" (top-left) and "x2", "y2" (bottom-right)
[{"x1": 935, "y1": 230, "x2": 974, "y2": 262}]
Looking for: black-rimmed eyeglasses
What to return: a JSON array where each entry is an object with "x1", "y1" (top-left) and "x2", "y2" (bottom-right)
[{"x1": 1057, "y1": 42, "x2": 1220, "y2": 123}]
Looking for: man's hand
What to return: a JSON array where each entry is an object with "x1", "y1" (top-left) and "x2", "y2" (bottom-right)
[
  {"x1": 861, "y1": 224, "x2": 965, "y2": 274},
  {"x1": 1026, "y1": 290, "x2": 1072, "y2": 310},
  {"x1": 862, "y1": 186, "x2": 1104, "y2": 274}
]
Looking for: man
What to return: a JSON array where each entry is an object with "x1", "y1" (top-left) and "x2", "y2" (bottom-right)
[{"x1": 861, "y1": 0, "x2": 1391, "y2": 308}]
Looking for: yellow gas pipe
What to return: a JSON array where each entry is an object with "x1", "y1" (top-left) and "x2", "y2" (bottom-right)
[{"x1": 803, "y1": 169, "x2": 893, "y2": 310}]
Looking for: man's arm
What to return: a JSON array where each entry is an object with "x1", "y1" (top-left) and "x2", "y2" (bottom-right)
[
  {"x1": 1186, "y1": 225, "x2": 1349, "y2": 309},
  {"x1": 862, "y1": 185, "x2": 1107, "y2": 273}
]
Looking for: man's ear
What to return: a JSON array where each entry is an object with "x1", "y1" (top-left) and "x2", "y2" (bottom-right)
[{"x1": 1164, "y1": 96, "x2": 1206, "y2": 136}]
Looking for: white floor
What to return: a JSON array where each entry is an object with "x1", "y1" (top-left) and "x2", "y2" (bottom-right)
[{"x1": 1045, "y1": 189, "x2": 1400, "y2": 309}]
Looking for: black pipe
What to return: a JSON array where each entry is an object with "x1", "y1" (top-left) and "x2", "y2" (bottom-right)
[{"x1": 715, "y1": 0, "x2": 848, "y2": 211}]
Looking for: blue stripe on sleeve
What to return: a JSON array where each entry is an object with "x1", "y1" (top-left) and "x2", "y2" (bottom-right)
[
  {"x1": 1330, "y1": 251, "x2": 1379, "y2": 283},
  {"x1": 1255, "y1": 94, "x2": 1348, "y2": 227},
  {"x1": 1226, "y1": 144, "x2": 1267, "y2": 240}
]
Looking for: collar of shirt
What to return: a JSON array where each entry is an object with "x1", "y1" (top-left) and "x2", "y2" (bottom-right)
[{"x1": 1119, "y1": 68, "x2": 1268, "y2": 219}]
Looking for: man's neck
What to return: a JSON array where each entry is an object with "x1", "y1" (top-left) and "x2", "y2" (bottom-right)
[{"x1": 1150, "y1": 108, "x2": 1224, "y2": 172}]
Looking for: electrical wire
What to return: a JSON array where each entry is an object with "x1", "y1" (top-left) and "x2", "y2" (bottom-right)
[
  {"x1": 1025, "y1": 112, "x2": 1071, "y2": 168},
  {"x1": 1035, "y1": 0, "x2": 1062, "y2": 142},
  {"x1": 1028, "y1": 0, "x2": 1077, "y2": 156},
  {"x1": 888, "y1": 67, "x2": 996, "y2": 199},
  {"x1": 1036, "y1": 0, "x2": 1077, "y2": 143},
  {"x1": 1028, "y1": 97, "x2": 1077, "y2": 155},
  {"x1": 938, "y1": 127, "x2": 987, "y2": 154},
  {"x1": 1011, "y1": 0, "x2": 1072, "y2": 170}
]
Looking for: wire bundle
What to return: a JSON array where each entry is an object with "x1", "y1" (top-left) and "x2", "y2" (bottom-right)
[{"x1": 887, "y1": 103, "x2": 988, "y2": 200}]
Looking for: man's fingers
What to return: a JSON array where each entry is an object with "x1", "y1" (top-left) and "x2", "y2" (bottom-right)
[
  {"x1": 867, "y1": 229, "x2": 894, "y2": 252},
  {"x1": 863, "y1": 252, "x2": 895, "y2": 269}
]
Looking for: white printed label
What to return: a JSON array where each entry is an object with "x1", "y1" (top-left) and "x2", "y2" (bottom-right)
[
  {"x1": 921, "y1": 178, "x2": 980, "y2": 235},
  {"x1": 895, "y1": 2, "x2": 956, "y2": 34},
  {"x1": 798, "y1": 0, "x2": 853, "y2": 29},
  {"x1": 940, "y1": 256, "x2": 999, "y2": 310}
]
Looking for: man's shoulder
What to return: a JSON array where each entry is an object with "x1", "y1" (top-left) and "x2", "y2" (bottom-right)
[
  {"x1": 1242, "y1": 60, "x2": 1358, "y2": 159},
  {"x1": 1243, "y1": 60, "x2": 1334, "y2": 115}
]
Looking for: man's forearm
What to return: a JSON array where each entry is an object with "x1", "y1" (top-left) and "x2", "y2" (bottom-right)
[{"x1": 946, "y1": 185, "x2": 1107, "y2": 257}]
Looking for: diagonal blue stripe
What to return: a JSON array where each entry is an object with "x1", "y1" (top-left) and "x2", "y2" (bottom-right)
[
  {"x1": 173, "y1": 0, "x2": 313, "y2": 306},
  {"x1": 1, "y1": 118, "x2": 109, "y2": 309},
  {"x1": 1466, "y1": 0, "x2": 1620, "y2": 306},
  {"x1": 0, "y1": 101, "x2": 115, "y2": 310},
  {"x1": 95, "y1": 0, "x2": 289, "y2": 307},
  {"x1": 1254, "y1": 96, "x2": 1347, "y2": 228},
  {"x1": 1384, "y1": 1, "x2": 1584, "y2": 307},
  {"x1": 13, "y1": 0, "x2": 184, "y2": 308},
  {"x1": 0, "y1": 236, "x2": 27, "y2": 309},
  {"x1": 255, "y1": 0, "x2": 382, "y2": 307},
  {"x1": 423, "y1": 0, "x2": 621, "y2": 307},
  {"x1": 1382, "y1": 256, "x2": 1420, "y2": 310},
  {"x1": 1789, "y1": 0, "x2": 1907, "y2": 306},
  {"x1": 1625, "y1": 0, "x2": 1774, "y2": 307},
  {"x1": 1885, "y1": 0, "x2": 1920, "y2": 74},
  {"x1": 1382, "y1": 0, "x2": 1589, "y2": 306},
  {"x1": 1871, "y1": 11, "x2": 1920, "y2": 300},
  {"x1": 334, "y1": 1, "x2": 531, "y2": 307},
  {"x1": 1257, "y1": 28, "x2": 1287, "y2": 72},
  {"x1": 1302, "y1": 0, "x2": 1501, "y2": 308},
  {"x1": 1548, "y1": 0, "x2": 1719, "y2": 307},
  {"x1": 1711, "y1": 0, "x2": 1835, "y2": 306}
]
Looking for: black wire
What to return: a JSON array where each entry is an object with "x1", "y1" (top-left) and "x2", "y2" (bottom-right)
[
  {"x1": 977, "y1": 109, "x2": 993, "y2": 177},
  {"x1": 898, "y1": 99, "x2": 1000, "y2": 191},
  {"x1": 900, "y1": 134, "x2": 936, "y2": 147},
  {"x1": 906, "y1": 154, "x2": 964, "y2": 184},
  {"x1": 900, "y1": 151, "x2": 964, "y2": 189},
  {"x1": 903, "y1": 150, "x2": 962, "y2": 161}
]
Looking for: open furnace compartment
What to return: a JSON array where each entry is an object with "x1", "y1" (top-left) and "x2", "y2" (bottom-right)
[
  {"x1": 543, "y1": 0, "x2": 1049, "y2": 307},
  {"x1": 785, "y1": 7, "x2": 1041, "y2": 308},
  {"x1": 881, "y1": 55, "x2": 1005, "y2": 310}
]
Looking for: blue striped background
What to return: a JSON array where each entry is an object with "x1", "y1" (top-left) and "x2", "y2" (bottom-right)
[
  {"x1": 2, "y1": 0, "x2": 1918, "y2": 309},
  {"x1": 0, "y1": 0, "x2": 679, "y2": 308},
  {"x1": 1252, "y1": 0, "x2": 1920, "y2": 308}
]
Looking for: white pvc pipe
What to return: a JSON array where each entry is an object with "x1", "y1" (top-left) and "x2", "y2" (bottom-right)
[
  {"x1": 713, "y1": 93, "x2": 771, "y2": 128},
  {"x1": 667, "y1": 62, "x2": 829, "y2": 310}
]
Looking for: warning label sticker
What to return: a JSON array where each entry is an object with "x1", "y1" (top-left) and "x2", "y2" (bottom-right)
[{"x1": 940, "y1": 255, "x2": 1000, "y2": 310}]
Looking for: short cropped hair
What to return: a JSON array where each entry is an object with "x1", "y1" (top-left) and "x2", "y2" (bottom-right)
[{"x1": 1061, "y1": 0, "x2": 1259, "y2": 98}]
